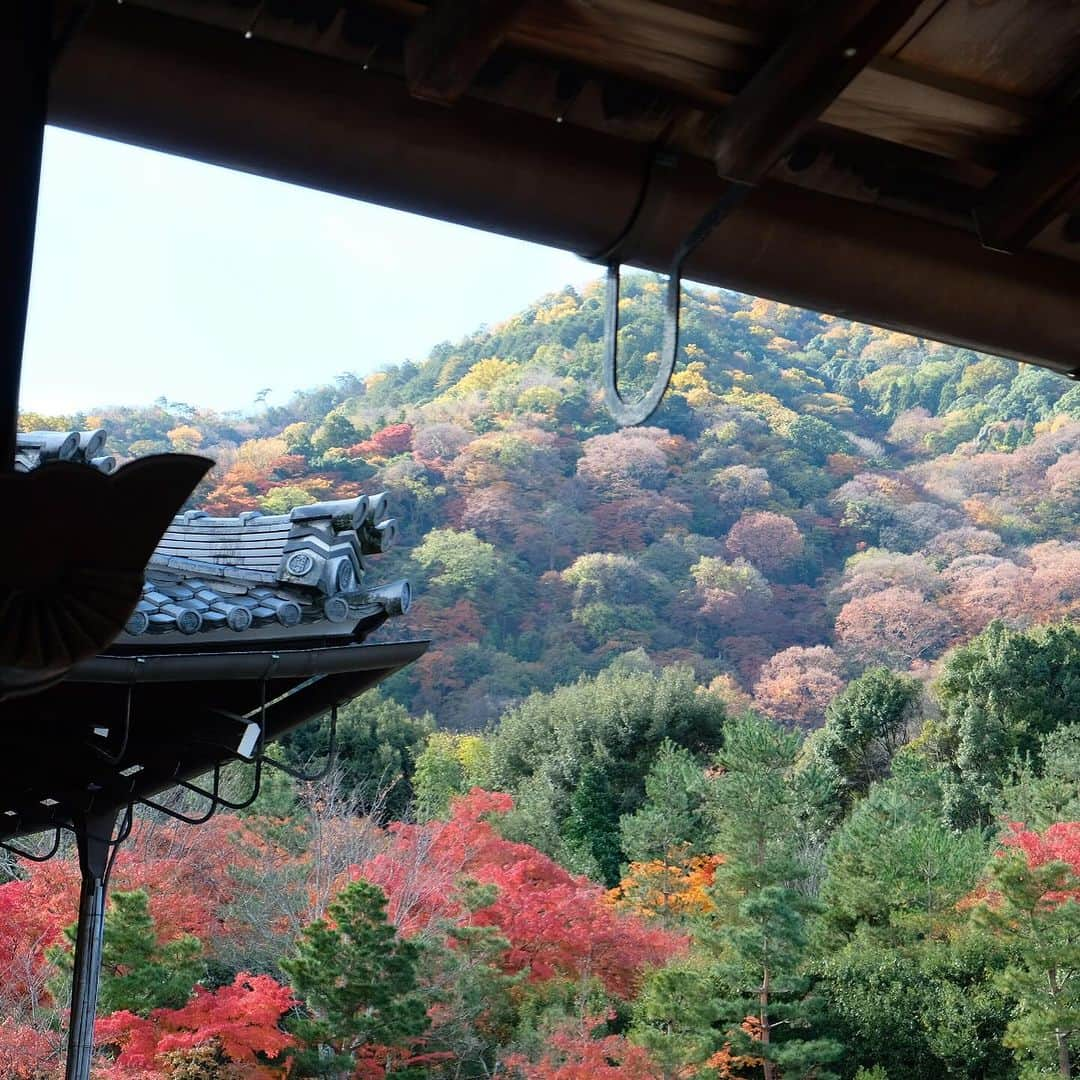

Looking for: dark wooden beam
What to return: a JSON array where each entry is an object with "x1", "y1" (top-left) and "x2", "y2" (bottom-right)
[
  {"x1": 405, "y1": 0, "x2": 529, "y2": 106},
  {"x1": 973, "y1": 88, "x2": 1080, "y2": 253},
  {"x1": 712, "y1": 0, "x2": 926, "y2": 184}
]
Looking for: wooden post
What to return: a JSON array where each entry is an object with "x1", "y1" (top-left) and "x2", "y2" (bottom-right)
[{"x1": 0, "y1": 2, "x2": 51, "y2": 471}]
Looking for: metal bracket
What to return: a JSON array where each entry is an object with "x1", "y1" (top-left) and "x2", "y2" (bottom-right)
[
  {"x1": 139, "y1": 676, "x2": 271, "y2": 824},
  {"x1": 89, "y1": 685, "x2": 133, "y2": 766},
  {"x1": 600, "y1": 181, "x2": 751, "y2": 427}
]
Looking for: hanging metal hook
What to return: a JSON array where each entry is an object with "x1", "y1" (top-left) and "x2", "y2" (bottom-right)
[
  {"x1": 140, "y1": 773, "x2": 221, "y2": 825},
  {"x1": 259, "y1": 703, "x2": 338, "y2": 783},
  {"x1": 0, "y1": 826, "x2": 62, "y2": 863},
  {"x1": 601, "y1": 183, "x2": 750, "y2": 427}
]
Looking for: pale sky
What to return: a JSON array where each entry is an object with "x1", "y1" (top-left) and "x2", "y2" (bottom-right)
[{"x1": 20, "y1": 127, "x2": 597, "y2": 416}]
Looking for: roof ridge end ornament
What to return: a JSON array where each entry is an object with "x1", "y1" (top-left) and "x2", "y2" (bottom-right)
[{"x1": 600, "y1": 181, "x2": 751, "y2": 427}]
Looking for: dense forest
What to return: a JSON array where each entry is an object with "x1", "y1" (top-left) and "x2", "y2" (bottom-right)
[{"x1": 9, "y1": 277, "x2": 1080, "y2": 1077}]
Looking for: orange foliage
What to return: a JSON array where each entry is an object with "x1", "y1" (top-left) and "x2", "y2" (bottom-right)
[{"x1": 607, "y1": 854, "x2": 723, "y2": 922}]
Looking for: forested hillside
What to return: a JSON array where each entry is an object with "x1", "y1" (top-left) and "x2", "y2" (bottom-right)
[
  {"x1": 11, "y1": 278, "x2": 1080, "y2": 1078},
  {"x1": 26, "y1": 275, "x2": 1080, "y2": 728}
]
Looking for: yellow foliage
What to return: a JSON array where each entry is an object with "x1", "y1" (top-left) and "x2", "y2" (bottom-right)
[
  {"x1": 724, "y1": 387, "x2": 799, "y2": 435},
  {"x1": 166, "y1": 424, "x2": 203, "y2": 451},
  {"x1": 516, "y1": 385, "x2": 562, "y2": 415},
  {"x1": 18, "y1": 411, "x2": 74, "y2": 432},
  {"x1": 237, "y1": 436, "x2": 288, "y2": 469},
  {"x1": 766, "y1": 335, "x2": 798, "y2": 354},
  {"x1": 534, "y1": 292, "x2": 580, "y2": 325},
  {"x1": 365, "y1": 371, "x2": 388, "y2": 391},
  {"x1": 963, "y1": 498, "x2": 1003, "y2": 530},
  {"x1": 703, "y1": 674, "x2": 754, "y2": 714},
  {"x1": 670, "y1": 362, "x2": 718, "y2": 409},
  {"x1": 1036, "y1": 413, "x2": 1075, "y2": 436},
  {"x1": 446, "y1": 357, "x2": 520, "y2": 398},
  {"x1": 779, "y1": 367, "x2": 825, "y2": 390},
  {"x1": 455, "y1": 735, "x2": 490, "y2": 784}
]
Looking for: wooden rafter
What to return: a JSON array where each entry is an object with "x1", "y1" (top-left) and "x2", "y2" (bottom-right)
[
  {"x1": 405, "y1": 0, "x2": 529, "y2": 105},
  {"x1": 711, "y1": 0, "x2": 927, "y2": 184},
  {"x1": 973, "y1": 81, "x2": 1080, "y2": 253}
]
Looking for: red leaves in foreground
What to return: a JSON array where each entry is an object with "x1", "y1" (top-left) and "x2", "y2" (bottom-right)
[
  {"x1": 357, "y1": 789, "x2": 686, "y2": 999},
  {"x1": 94, "y1": 973, "x2": 295, "y2": 1078},
  {"x1": 0, "y1": 1019, "x2": 57, "y2": 1079},
  {"x1": 962, "y1": 822, "x2": 1080, "y2": 913}
]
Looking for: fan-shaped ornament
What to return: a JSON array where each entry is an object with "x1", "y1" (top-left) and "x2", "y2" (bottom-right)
[{"x1": 0, "y1": 452, "x2": 211, "y2": 699}]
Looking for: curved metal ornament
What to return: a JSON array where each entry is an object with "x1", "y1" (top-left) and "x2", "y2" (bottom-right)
[{"x1": 601, "y1": 262, "x2": 681, "y2": 428}]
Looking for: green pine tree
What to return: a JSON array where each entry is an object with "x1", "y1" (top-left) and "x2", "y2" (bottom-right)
[
  {"x1": 813, "y1": 667, "x2": 922, "y2": 814},
  {"x1": 709, "y1": 713, "x2": 843, "y2": 1080},
  {"x1": 619, "y1": 739, "x2": 711, "y2": 865},
  {"x1": 281, "y1": 879, "x2": 430, "y2": 1078},
  {"x1": 49, "y1": 889, "x2": 203, "y2": 1016},
  {"x1": 560, "y1": 762, "x2": 623, "y2": 887}
]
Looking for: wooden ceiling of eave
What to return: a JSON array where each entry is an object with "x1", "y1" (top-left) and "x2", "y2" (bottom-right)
[
  {"x1": 113, "y1": 0, "x2": 1068, "y2": 169},
  {"x1": 52, "y1": 0, "x2": 1080, "y2": 257},
  {"x1": 892, "y1": 0, "x2": 1080, "y2": 99}
]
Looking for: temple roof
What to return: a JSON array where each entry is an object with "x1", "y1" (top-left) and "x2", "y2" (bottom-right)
[
  {"x1": 1, "y1": 432, "x2": 426, "y2": 841},
  {"x1": 127, "y1": 495, "x2": 408, "y2": 642}
]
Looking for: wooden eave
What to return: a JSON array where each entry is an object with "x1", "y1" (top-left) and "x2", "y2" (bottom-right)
[{"x1": 45, "y1": 0, "x2": 1080, "y2": 374}]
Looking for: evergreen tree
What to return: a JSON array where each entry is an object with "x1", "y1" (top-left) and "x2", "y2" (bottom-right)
[
  {"x1": 709, "y1": 713, "x2": 843, "y2": 1079},
  {"x1": 50, "y1": 889, "x2": 203, "y2": 1016},
  {"x1": 973, "y1": 845, "x2": 1080, "y2": 1079},
  {"x1": 814, "y1": 667, "x2": 922, "y2": 814},
  {"x1": 560, "y1": 763, "x2": 622, "y2": 887},
  {"x1": 933, "y1": 621, "x2": 1080, "y2": 828},
  {"x1": 818, "y1": 775, "x2": 987, "y2": 943},
  {"x1": 619, "y1": 739, "x2": 711, "y2": 864},
  {"x1": 280, "y1": 690, "x2": 432, "y2": 819},
  {"x1": 282, "y1": 879, "x2": 430, "y2": 1078}
]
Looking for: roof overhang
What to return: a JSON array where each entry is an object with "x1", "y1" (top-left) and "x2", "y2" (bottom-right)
[
  {"x1": 45, "y1": 0, "x2": 1080, "y2": 377},
  {"x1": 0, "y1": 637, "x2": 430, "y2": 841}
]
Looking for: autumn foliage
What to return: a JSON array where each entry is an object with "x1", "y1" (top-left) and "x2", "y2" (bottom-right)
[{"x1": 357, "y1": 789, "x2": 686, "y2": 998}]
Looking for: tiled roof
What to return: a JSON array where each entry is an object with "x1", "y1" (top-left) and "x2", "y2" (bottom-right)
[
  {"x1": 125, "y1": 494, "x2": 409, "y2": 640},
  {"x1": 15, "y1": 429, "x2": 115, "y2": 473},
  {"x1": 15, "y1": 430, "x2": 410, "y2": 643}
]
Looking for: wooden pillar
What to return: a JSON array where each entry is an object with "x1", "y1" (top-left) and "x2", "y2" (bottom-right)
[{"x1": 0, "y1": 2, "x2": 51, "y2": 471}]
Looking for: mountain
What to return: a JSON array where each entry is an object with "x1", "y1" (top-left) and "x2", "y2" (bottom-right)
[{"x1": 25, "y1": 274, "x2": 1080, "y2": 729}]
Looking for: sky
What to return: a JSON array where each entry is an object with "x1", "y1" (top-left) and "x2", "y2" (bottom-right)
[{"x1": 20, "y1": 127, "x2": 597, "y2": 416}]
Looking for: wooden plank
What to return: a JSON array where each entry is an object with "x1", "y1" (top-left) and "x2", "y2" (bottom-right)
[
  {"x1": 824, "y1": 62, "x2": 1034, "y2": 166},
  {"x1": 711, "y1": 0, "x2": 930, "y2": 183},
  {"x1": 973, "y1": 76, "x2": 1080, "y2": 253},
  {"x1": 893, "y1": 0, "x2": 1080, "y2": 100},
  {"x1": 405, "y1": 0, "x2": 530, "y2": 105},
  {"x1": 51, "y1": 0, "x2": 1080, "y2": 376}
]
